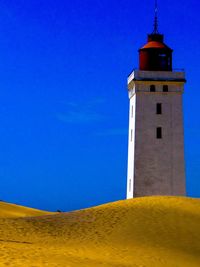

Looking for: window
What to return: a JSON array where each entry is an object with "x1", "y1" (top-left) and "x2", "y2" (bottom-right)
[
  {"x1": 157, "y1": 127, "x2": 162, "y2": 139},
  {"x1": 150, "y1": 85, "x2": 156, "y2": 92},
  {"x1": 168, "y1": 57, "x2": 171, "y2": 67},
  {"x1": 129, "y1": 179, "x2": 131, "y2": 192},
  {"x1": 159, "y1": 54, "x2": 166, "y2": 58},
  {"x1": 130, "y1": 130, "x2": 133, "y2": 142},
  {"x1": 163, "y1": 85, "x2": 168, "y2": 92},
  {"x1": 156, "y1": 103, "x2": 162, "y2": 114}
]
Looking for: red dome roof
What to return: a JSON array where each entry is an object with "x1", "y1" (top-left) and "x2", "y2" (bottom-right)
[{"x1": 140, "y1": 41, "x2": 171, "y2": 50}]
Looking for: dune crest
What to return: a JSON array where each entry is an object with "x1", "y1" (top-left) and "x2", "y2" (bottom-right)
[
  {"x1": 0, "y1": 201, "x2": 52, "y2": 218},
  {"x1": 0, "y1": 196, "x2": 200, "y2": 266}
]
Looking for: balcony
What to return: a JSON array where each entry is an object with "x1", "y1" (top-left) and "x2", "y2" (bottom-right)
[{"x1": 128, "y1": 69, "x2": 186, "y2": 85}]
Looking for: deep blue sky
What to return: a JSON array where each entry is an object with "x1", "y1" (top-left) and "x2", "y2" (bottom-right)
[{"x1": 0, "y1": 0, "x2": 199, "y2": 211}]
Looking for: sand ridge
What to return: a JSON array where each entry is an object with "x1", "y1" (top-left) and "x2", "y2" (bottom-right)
[
  {"x1": 0, "y1": 196, "x2": 200, "y2": 266},
  {"x1": 0, "y1": 201, "x2": 53, "y2": 218}
]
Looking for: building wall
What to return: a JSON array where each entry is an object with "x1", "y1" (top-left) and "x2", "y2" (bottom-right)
[
  {"x1": 134, "y1": 86, "x2": 185, "y2": 196},
  {"x1": 127, "y1": 72, "x2": 186, "y2": 198}
]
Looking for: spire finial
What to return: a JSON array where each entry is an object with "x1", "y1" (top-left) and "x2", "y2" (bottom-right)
[{"x1": 153, "y1": 0, "x2": 159, "y2": 34}]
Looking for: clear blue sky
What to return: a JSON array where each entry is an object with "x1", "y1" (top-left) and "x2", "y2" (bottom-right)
[{"x1": 0, "y1": 0, "x2": 199, "y2": 211}]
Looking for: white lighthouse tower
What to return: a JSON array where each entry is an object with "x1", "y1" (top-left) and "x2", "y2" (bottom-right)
[{"x1": 126, "y1": 6, "x2": 186, "y2": 198}]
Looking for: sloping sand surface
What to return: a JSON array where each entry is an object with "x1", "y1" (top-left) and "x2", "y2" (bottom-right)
[
  {"x1": 0, "y1": 201, "x2": 52, "y2": 218},
  {"x1": 0, "y1": 196, "x2": 200, "y2": 266}
]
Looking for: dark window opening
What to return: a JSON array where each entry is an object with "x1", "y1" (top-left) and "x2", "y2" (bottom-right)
[
  {"x1": 163, "y1": 85, "x2": 168, "y2": 92},
  {"x1": 150, "y1": 85, "x2": 156, "y2": 92},
  {"x1": 157, "y1": 103, "x2": 162, "y2": 114},
  {"x1": 157, "y1": 127, "x2": 162, "y2": 139}
]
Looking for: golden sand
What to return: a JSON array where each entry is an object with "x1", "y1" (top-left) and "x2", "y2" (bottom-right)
[
  {"x1": 0, "y1": 196, "x2": 200, "y2": 267},
  {"x1": 0, "y1": 201, "x2": 52, "y2": 218}
]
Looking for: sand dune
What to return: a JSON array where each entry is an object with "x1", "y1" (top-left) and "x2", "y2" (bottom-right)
[
  {"x1": 0, "y1": 196, "x2": 200, "y2": 266},
  {"x1": 0, "y1": 201, "x2": 52, "y2": 218}
]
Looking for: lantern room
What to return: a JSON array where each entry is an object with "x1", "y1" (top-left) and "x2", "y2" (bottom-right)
[{"x1": 139, "y1": 33, "x2": 173, "y2": 71}]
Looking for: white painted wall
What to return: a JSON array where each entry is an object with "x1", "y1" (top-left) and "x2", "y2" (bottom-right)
[{"x1": 126, "y1": 93, "x2": 136, "y2": 199}]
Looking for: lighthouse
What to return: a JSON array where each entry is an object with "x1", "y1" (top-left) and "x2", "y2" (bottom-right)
[{"x1": 126, "y1": 4, "x2": 186, "y2": 198}]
